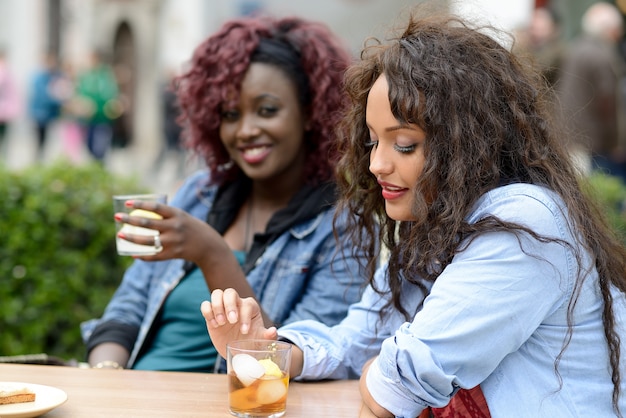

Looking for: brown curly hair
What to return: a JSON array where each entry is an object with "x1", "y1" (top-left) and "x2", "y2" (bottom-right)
[
  {"x1": 175, "y1": 15, "x2": 352, "y2": 186},
  {"x1": 335, "y1": 11, "x2": 626, "y2": 415}
]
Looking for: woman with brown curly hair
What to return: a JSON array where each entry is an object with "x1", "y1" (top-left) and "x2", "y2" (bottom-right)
[
  {"x1": 201, "y1": 9, "x2": 626, "y2": 417},
  {"x1": 81, "y1": 15, "x2": 366, "y2": 373}
]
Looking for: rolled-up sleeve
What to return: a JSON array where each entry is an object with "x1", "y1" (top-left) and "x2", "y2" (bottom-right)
[
  {"x1": 366, "y1": 354, "x2": 429, "y2": 418},
  {"x1": 280, "y1": 266, "x2": 419, "y2": 381}
]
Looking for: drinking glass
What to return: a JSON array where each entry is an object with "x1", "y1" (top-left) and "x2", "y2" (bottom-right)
[
  {"x1": 227, "y1": 340, "x2": 292, "y2": 418},
  {"x1": 113, "y1": 193, "x2": 167, "y2": 256}
]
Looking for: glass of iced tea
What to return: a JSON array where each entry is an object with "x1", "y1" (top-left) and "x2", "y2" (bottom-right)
[{"x1": 226, "y1": 339, "x2": 292, "y2": 418}]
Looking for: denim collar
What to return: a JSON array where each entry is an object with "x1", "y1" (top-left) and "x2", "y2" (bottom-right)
[{"x1": 202, "y1": 176, "x2": 337, "y2": 273}]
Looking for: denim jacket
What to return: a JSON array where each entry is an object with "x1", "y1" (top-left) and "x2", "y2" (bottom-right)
[
  {"x1": 280, "y1": 183, "x2": 626, "y2": 417},
  {"x1": 81, "y1": 170, "x2": 365, "y2": 367}
]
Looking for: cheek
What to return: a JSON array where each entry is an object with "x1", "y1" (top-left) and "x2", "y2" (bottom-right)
[
  {"x1": 416, "y1": 161, "x2": 425, "y2": 180},
  {"x1": 218, "y1": 124, "x2": 236, "y2": 146},
  {"x1": 218, "y1": 124, "x2": 228, "y2": 143},
  {"x1": 412, "y1": 156, "x2": 436, "y2": 203},
  {"x1": 280, "y1": 120, "x2": 307, "y2": 150},
  {"x1": 406, "y1": 155, "x2": 425, "y2": 183}
]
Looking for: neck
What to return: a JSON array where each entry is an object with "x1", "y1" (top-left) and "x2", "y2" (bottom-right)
[
  {"x1": 250, "y1": 176, "x2": 303, "y2": 209},
  {"x1": 242, "y1": 182, "x2": 300, "y2": 252}
]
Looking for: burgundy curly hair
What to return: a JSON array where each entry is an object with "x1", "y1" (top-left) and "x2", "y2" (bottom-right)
[{"x1": 175, "y1": 15, "x2": 352, "y2": 186}]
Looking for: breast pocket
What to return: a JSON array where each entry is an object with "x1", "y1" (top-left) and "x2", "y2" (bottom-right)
[{"x1": 251, "y1": 247, "x2": 315, "y2": 325}]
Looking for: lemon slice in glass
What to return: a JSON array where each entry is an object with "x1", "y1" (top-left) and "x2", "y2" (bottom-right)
[
  {"x1": 258, "y1": 358, "x2": 282, "y2": 378},
  {"x1": 129, "y1": 209, "x2": 162, "y2": 220}
]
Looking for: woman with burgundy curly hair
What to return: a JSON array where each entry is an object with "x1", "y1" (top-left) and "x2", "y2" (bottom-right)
[
  {"x1": 81, "y1": 15, "x2": 366, "y2": 373},
  {"x1": 178, "y1": 16, "x2": 350, "y2": 186}
]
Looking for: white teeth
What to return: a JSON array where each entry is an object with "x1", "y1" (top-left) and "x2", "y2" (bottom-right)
[{"x1": 243, "y1": 146, "x2": 269, "y2": 157}]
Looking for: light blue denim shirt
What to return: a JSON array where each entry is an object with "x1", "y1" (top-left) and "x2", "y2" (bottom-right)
[
  {"x1": 280, "y1": 183, "x2": 626, "y2": 417},
  {"x1": 81, "y1": 170, "x2": 365, "y2": 367}
]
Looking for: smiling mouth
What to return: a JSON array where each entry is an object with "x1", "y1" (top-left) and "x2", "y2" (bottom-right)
[
  {"x1": 379, "y1": 184, "x2": 408, "y2": 200},
  {"x1": 241, "y1": 145, "x2": 272, "y2": 164},
  {"x1": 382, "y1": 185, "x2": 404, "y2": 192}
]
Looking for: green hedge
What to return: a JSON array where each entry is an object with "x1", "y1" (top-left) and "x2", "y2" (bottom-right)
[
  {"x1": 0, "y1": 161, "x2": 145, "y2": 361},
  {"x1": 585, "y1": 172, "x2": 626, "y2": 245},
  {"x1": 1, "y1": 163, "x2": 624, "y2": 363}
]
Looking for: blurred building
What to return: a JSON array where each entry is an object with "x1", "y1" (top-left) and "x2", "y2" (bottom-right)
[{"x1": 0, "y1": 0, "x2": 537, "y2": 188}]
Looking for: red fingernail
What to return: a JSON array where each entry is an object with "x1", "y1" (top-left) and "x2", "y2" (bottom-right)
[
  {"x1": 114, "y1": 213, "x2": 123, "y2": 221},
  {"x1": 125, "y1": 200, "x2": 134, "y2": 207},
  {"x1": 118, "y1": 232, "x2": 126, "y2": 239}
]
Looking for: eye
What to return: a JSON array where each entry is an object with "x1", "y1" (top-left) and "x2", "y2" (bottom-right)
[
  {"x1": 258, "y1": 105, "x2": 279, "y2": 117},
  {"x1": 221, "y1": 109, "x2": 239, "y2": 122},
  {"x1": 393, "y1": 143, "x2": 417, "y2": 154},
  {"x1": 364, "y1": 139, "x2": 378, "y2": 149}
]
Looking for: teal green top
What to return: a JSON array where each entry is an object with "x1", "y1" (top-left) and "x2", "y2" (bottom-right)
[
  {"x1": 132, "y1": 267, "x2": 216, "y2": 372},
  {"x1": 233, "y1": 250, "x2": 246, "y2": 266},
  {"x1": 133, "y1": 252, "x2": 247, "y2": 372}
]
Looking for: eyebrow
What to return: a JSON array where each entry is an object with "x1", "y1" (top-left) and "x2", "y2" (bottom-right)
[
  {"x1": 385, "y1": 124, "x2": 413, "y2": 132},
  {"x1": 366, "y1": 122, "x2": 415, "y2": 132},
  {"x1": 255, "y1": 93, "x2": 280, "y2": 101}
]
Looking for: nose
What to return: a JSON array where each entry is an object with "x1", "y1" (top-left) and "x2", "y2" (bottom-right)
[
  {"x1": 369, "y1": 143, "x2": 392, "y2": 177},
  {"x1": 235, "y1": 114, "x2": 261, "y2": 141}
]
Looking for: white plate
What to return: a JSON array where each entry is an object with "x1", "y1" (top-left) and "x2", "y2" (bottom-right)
[{"x1": 0, "y1": 382, "x2": 67, "y2": 418}]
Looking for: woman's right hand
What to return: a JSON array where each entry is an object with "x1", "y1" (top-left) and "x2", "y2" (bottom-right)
[
  {"x1": 115, "y1": 200, "x2": 226, "y2": 266},
  {"x1": 201, "y1": 288, "x2": 277, "y2": 358}
]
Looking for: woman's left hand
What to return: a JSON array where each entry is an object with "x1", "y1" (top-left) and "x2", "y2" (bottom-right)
[{"x1": 201, "y1": 288, "x2": 278, "y2": 358}]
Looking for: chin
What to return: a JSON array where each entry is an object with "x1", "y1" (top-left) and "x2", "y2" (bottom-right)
[
  {"x1": 384, "y1": 198, "x2": 419, "y2": 222},
  {"x1": 392, "y1": 216, "x2": 415, "y2": 222},
  {"x1": 384, "y1": 208, "x2": 414, "y2": 222}
]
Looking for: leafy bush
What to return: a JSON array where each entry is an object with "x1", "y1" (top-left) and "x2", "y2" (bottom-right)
[
  {"x1": 0, "y1": 161, "x2": 146, "y2": 361},
  {"x1": 585, "y1": 173, "x2": 626, "y2": 245},
  {"x1": 1, "y1": 163, "x2": 624, "y2": 363}
]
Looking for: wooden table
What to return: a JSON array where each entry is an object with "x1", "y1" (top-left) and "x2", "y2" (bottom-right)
[{"x1": 0, "y1": 363, "x2": 365, "y2": 417}]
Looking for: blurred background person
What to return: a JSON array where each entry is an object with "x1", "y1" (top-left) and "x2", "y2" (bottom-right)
[
  {"x1": 56, "y1": 62, "x2": 85, "y2": 163},
  {"x1": 28, "y1": 52, "x2": 65, "y2": 162},
  {"x1": 558, "y1": 1, "x2": 626, "y2": 181},
  {"x1": 74, "y1": 50, "x2": 122, "y2": 163},
  {"x1": 151, "y1": 68, "x2": 187, "y2": 182},
  {"x1": 0, "y1": 48, "x2": 20, "y2": 162},
  {"x1": 110, "y1": 62, "x2": 132, "y2": 150},
  {"x1": 525, "y1": 6, "x2": 565, "y2": 89}
]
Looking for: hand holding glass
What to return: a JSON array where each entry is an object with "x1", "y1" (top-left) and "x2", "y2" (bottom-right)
[
  {"x1": 113, "y1": 193, "x2": 167, "y2": 256},
  {"x1": 227, "y1": 340, "x2": 292, "y2": 418}
]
